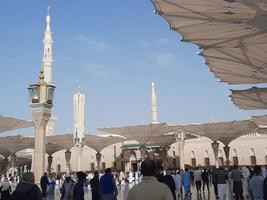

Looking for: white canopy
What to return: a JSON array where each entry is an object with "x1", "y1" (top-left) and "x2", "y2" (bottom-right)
[
  {"x1": 151, "y1": 0, "x2": 267, "y2": 84},
  {"x1": 173, "y1": 120, "x2": 257, "y2": 145},
  {"x1": 85, "y1": 134, "x2": 125, "y2": 153},
  {"x1": 99, "y1": 123, "x2": 174, "y2": 144},
  {"x1": 0, "y1": 115, "x2": 33, "y2": 133},
  {"x1": 46, "y1": 134, "x2": 74, "y2": 150},
  {"x1": 148, "y1": 133, "x2": 197, "y2": 147},
  {"x1": 46, "y1": 142, "x2": 64, "y2": 155},
  {"x1": 250, "y1": 115, "x2": 267, "y2": 127},
  {"x1": 0, "y1": 135, "x2": 34, "y2": 155},
  {"x1": 230, "y1": 87, "x2": 267, "y2": 110}
]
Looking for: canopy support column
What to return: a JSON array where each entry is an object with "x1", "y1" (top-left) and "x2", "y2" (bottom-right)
[
  {"x1": 47, "y1": 155, "x2": 53, "y2": 174},
  {"x1": 211, "y1": 141, "x2": 219, "y2": 168},
  {"x1": 161, "y1": 147, "x2": 169, "y2": 170},
  {"x1": 176, "y1": 132, "x2": 185, "y2": 170},
  {"x1": 10, "y1": 153, "x2": 16, "y2": 177},
  {"x1": 139, "y1": 146, "x2": 146, "y2": 161},
  {"x1": 223, "y1": 145, "x2": 230, "y2": 166},
  {"x1": 65, "y1": 150, "x2": 71, "y2": 175},
  {"x1": 77, "y1": 146, "x2": 83, "y2": 171},
  {"x1": 96, "y1": 152, "x2": 102, "y2": 171}
]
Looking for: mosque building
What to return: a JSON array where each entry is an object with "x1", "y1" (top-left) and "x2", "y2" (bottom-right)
[{"x1": 3, "y1": 8, "x2": 267, "y2": 176}]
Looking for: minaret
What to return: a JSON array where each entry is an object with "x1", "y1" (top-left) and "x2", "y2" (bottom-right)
[
  {"x1": 73, "y1": 91, "x2": 85, "y2": 146},
  {"x1": 151, "y1": 81, "x2": 158, "y2": 124},
  {"x1": 73, "y1": 91, "x2": 85, "y2": 171},
  {"x1": 42, "y1": 7, "x2": 55, "y2": 136},
  {"x1": 42, "y1": 7, "x2": 53, "y2": 85}
]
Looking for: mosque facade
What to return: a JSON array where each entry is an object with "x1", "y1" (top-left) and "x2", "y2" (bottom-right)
[{"x1": 9, "y1": 9, "x2": 267, "y2": 176}]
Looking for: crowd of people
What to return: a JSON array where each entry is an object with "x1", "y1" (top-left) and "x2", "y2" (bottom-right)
[{"x1": 0, "y1": 162, "x2": 266, "y2": 199}]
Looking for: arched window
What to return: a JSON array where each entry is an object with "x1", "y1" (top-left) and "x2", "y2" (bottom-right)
[
  {"x1": 232, "y1": 149, "x2": 237, "y2": 157},
  {"x1": 250, "y1": 148, "x2": 255, "y2": 156},
  {"x1": 57, "y1": 164, "x2": 61, "y2": 172},
  {"x1": 232, "y1": 148, "x2": 238, "y2": 165},
  {"x1": 218, "y1": 150, "x2": 224, "y2": 165},
  {"x1": 204, "y1": 150, "x2": 209, "y2": 158},
  {"x1": 204, "y1": 150, "x2": 210, "y2": 166},
  {"x1": 191, "y1": 151, "x2": 196, "y2": 167},
  {"x1": 250, "y1": 148, "x2": 256, "y2": 165},
  {"x1": 191, "y1": 151, "x2": 195, "y2": 159}
]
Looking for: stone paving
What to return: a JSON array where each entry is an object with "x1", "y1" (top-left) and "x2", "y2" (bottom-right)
[
  {"x1": 45, "y1": 183, "x2": 221, "y2": 200},
  {"x1": 42, "y1": 180, "x2": 252, "y2": 200}
]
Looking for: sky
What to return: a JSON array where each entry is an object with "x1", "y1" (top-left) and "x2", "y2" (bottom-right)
[{"x1": 0, "y1": 1, "x2": 266, "y2": 136}]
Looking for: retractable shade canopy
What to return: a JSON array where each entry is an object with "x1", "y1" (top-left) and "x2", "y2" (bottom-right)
[
  {"x1": 173, "y1": 120, "x2": 257, "y2": 145},
  {"x1": 147, "y1": 134, "x2": 176, "y2": 147},
  {"x1": 0, "y1": 115, "x2": 33, "y2": 133},
  {"x1": 46, "y1": 134, "x2": 74, "y2": 150},
  {"x1": 99, "y1": 123, "x2": 174, "y2": 145},
  {"x1": 0, "y1": 135, "x2": 34, "y2": 154},
  {"x1": 230, "y1": 87, "x2": 267, "y2": 110},
  {"x1": 46, "y1": 142, "x2": 64, "y2": 155},
  {"x1": 250, "y1": 115, "x2": 267, "y2": 127},
  {"x1": 151, "y1": 0, "x2": 267, "y2": 84},
  {"x1": 84, "y1": 134, "x2": 125, "y2": 153}
]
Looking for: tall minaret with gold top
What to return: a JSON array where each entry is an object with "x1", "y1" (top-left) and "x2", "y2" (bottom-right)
[
  {"x1": 42, "y1": 7, "x2": 56, "y2": 136},
  {"x1": 42, "y1": 7, "x2": 53, "y2": 85}
]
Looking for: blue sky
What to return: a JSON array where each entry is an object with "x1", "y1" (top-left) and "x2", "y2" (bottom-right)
[{"x1": 0, "y1": 1, "x2": 265, "y2": 135}]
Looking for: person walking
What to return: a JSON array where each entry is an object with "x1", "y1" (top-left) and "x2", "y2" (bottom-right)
[
  {"x1": 60, "y1": 176, "x2": 75, "y2": 200},
  {"x1": 73, "y1": 171, "x2": 86, "y2": 200},
  {"x1": 241, "y1": 166, "x2": 250, "y2": 199},
  {"x1": 264, "y1": 175, "x2": 267, "y2": 200},
  {"x1": 194, "y1": 167, "x2": 202, "y2": 193},
  {"x1": 214, "y1": 166, "x2": 228, "y2": 200},
  {"x1": 211, "y1": 167, "x2": 219, "y2": 198},
  {"x1": 156, "y1": 168, "x2": 176, "y2": 200},
  {"x1": 10, "y1": 172, "x2": 42, "y2": 200},
  {"x1": 40, "y1": 172, "x2": 49, "y2": 198},
  {"x1": 231, "y1": 165, "x2": 244, "y2": 200},
  {"x1": 201, "y1": 168, "x2": 209, "y2": 192},
  {"x1": 127, "y1": 159, "x2": 173, "y2": 200},
  {"x1": 182, "y1": 168, "x2": 191, "y2": 196},
  {"x1": 0, "y1": 177, "x2": 12, "y2": 200},
  {"x1": 90, "y1": 171, "x2": 100, "y2": 200},
  {"x1": 249, "y1": 165, "x2": 264, "y2": 200},
  {"x1": 174, "y1": 170, "x2": 182, "y2": 197},
  {"x1": 99, "y1": 168, "x2": 118, "y2": 200}
]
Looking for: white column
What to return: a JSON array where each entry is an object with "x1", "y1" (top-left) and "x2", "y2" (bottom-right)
[
  {"x1": 10, "y1": 154, "x2": 16, "y2": 177},
  {"x1": 151, "y1": 81, "x2": 158, "y2": 124},
  {"x1": 65, "y1": 150, "x2": 71, "y2": 174},
  {"x1": 211, "y1": 141, "x2": 220, "y2": 168},
  {"x1": 42, "y1": 7, "x2": 53, "y2": 85},
  {"x1": 176, "y1": 132, "x2": 185, "y2": 170},
  {"x1": 73, "y1": 91, "x2": 85, "y2": 170},
  {"x1": 77, "y1": 147, "x2": 83, "y2": 171},
  {"x1": 32, "y1": 116, "x2": 49, "y2": 185},
  {"x1": 96, "y1": 152, "x2": 102, "y2": 171}
]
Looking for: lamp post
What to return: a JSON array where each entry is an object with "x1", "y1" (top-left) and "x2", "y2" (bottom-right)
[{"x1": 28, "y1": 70, "x2": 55, "y2": 185}]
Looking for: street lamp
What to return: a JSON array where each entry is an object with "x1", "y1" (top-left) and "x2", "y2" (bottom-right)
[{"x1": 28, "y1": 70, "x2": 55, "y2": 185}]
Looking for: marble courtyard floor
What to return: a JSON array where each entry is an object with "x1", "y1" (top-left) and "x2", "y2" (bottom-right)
[{"x1": 44, "y1": 182, "x2": 239, "y2": 200}]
